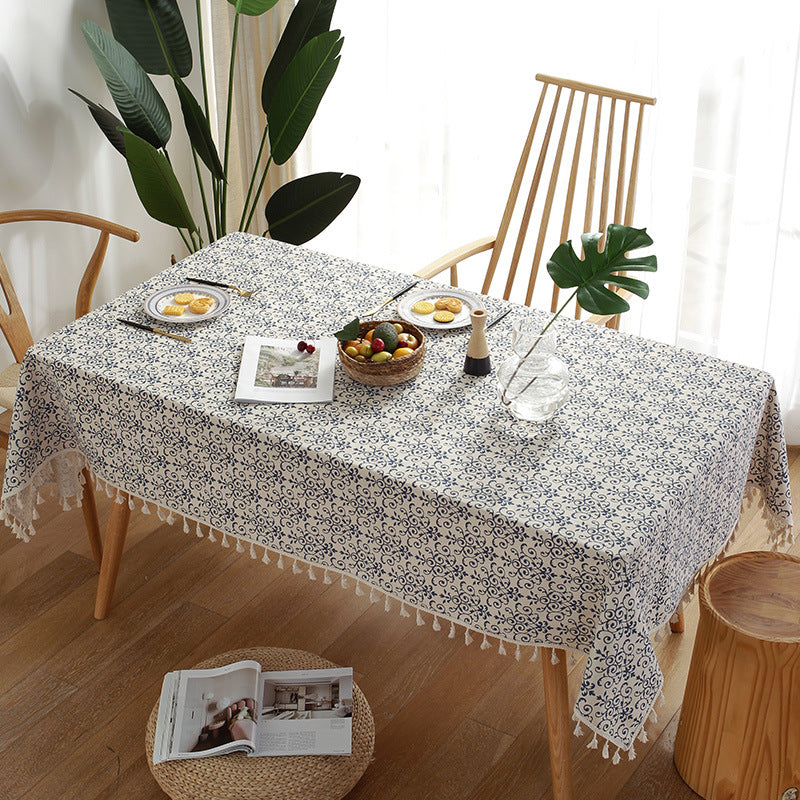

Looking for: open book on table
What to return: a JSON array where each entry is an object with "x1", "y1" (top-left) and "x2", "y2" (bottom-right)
[{"x1": 152, "y1": 660, "x2": 354, "y2": 764}]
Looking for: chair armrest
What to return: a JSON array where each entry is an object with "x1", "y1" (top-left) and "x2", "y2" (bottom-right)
[
  {"x1": 414, "y1": 236, "x2": 496, "y2": 280},
  {"x1": 584, "y1": 288, "x2": 634, "y2": 326}
]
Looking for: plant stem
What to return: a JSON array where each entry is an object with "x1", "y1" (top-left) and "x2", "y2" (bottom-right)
[
  {"x1": 239, "y1": 127, "x2": 269, "y2": 231},
  {"x1": 195, "y1": 0, "x2": 211, "y2": 119},
  {"x1": 499, "y1": 289, "x2": 577, "y2": 406},
  {"x1": 177, "y1": 227, "x2": 193, "y2": 253},
  {"x1": 244, "y1": 154, "x2": 274, "y2": 232},
  {"x1": 192, "y1": 148, "x2": 214, "y2": 243},
  {"x1": 220, "y1": 10, "x2": 241, "y2": 235}
]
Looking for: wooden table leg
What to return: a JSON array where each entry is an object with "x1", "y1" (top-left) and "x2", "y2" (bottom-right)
[
  {"x1": 93, "y1": 492, "x2": 131, "y2": 619},
  {"x1": 80, "y1": 467, "x2": 103, "y2": 567},
  {"x1": 541, "y1": 647, "x2": 575, "y2": 800}
]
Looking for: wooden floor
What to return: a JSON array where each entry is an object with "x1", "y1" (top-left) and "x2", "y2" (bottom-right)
[{"x1": 1, "y1": 448, "x2": 797, "y2": 800}]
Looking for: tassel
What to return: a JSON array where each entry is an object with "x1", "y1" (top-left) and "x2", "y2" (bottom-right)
[
  {"x1": 195, "y1": 522, "x2": 203, "y2": 538},
  {"x1": 628, "y1": 743, "x2": 636, "y2": 760},
  {"x1": 498, "y1": 640, "x2": 507, "y2": 656},
  {"x1": 530, "y1": 647, "x2": 539, "y2": 662},
  {"x1": 32, "y1": 507, "x2": 40, "y2": 521},
  {"x1": 166, "y1": 511, "x2": 175, "y2": 525},
  {"x1": 416, "y1": 609, "x2": 425, "y2": 626},
  {"x1": 208, "y1": 529, "x2": 216, "y2": 543},
  {"x1": 115, "y1": 490, "x2": 125, "y2": 505},
  {"x1": 157, "y1": 505, "x2": 166, "y2": 521},
  {"x1": 141, "y1": 500, "x2": 151, "y2": 514},
  {"x1": 515, "y1": 644, "x2": 521, "y2": 661},
  {"x1": 183, "y1": 518, "x2": 190, "y2": 534},
  {"x1": 355, "y1": 582, "x2": 365, "y2": 596},
  {"x1": 464, "y1": 629, "x2": 473, "y2": 646},
  {"x1": 340, "y1": 575, "x2": 349, "y2": 588},
  {"x1": 400, "y1": 603, "x2": 411, "y2": 618},
  {"x1": 308, "y1": 565, "x2": 316, "y2": 580},
  {"x1": 550, "y1": 649, "x2": 560, "y2": 665},
  {"x1": 128, "y1": 496, "x2": 136, "y2": 511},
  {"x1": 384, "y1": 596, "x2": 391, "y2": 612},
  {"x1": 369, "y1": 587, "x2": 379, "y2": 603},
  {"x1": 235, "y1": 538, "x2": 244, "y2": 553},
  {"x1": 602, "y1": 740, "x2": 610, "y2": 759},
  {"x1": 448, "y1": 621, "x2": 456, "y2": 639},
  {"x1": 659, "y1": 692, "x2": 665, "y2": 707},
  {"x1": 62, "y1": 497, "x2": 71, "y2": 511},
  {"x1": 292, "y1": 560, "x2": 302, "y2": 574},
  {"x1": 104, "y1": 484, "x2": 114, "y2": 498},
  {"x1": 432, "y1": 616, "x2": 441, "y2": 631},
  {"x1": 573, "y1": 720, "x2": 584, "y2": 736},
  {"x1": 480, "y1": 635, "x2": 491, "y2": 650},
  {"x1": 36, "y1": 492, "x2": 44, "y2": 505},
  {"x1": 262, "y1": 547, "x2": 271, "y2": 564},
  {"x1": 221, "y1": 532, "x2": 230, "y2": 548},
  {"x1": 587, "y1": 732, "x2": 599, "y2": 750},
  {"x1": 638, "y1": 727, "x2": 648, "y2": 744},
  {"x1": 249, "y1": 542, "x2": 256, "y2": 559},
  {"x1": 277, "y1": 554, "x2": 285, "y2": 569},
  {"x1": 612, "y1": 748, "x2": 621, "y2": 765},
  {"x1": 649, "y1": 708, "x2": 658, "y2": 724},
  {"x1": 323, "y1": 570, "x2": 332, "y2": 584}
]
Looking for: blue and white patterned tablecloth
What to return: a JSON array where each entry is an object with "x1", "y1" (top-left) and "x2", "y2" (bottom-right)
[{"x1": 1, "y1": 233, "x2": 793, "y2": 753}]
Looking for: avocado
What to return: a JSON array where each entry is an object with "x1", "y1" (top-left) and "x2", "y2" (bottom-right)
[{"x1": 371, "y1": 321, "x2": 399, "y2": 352}]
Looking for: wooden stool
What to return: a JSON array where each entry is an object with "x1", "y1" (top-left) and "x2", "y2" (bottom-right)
[
  {"x1": 145, "y1": 647, "x2": 375, "y2": 800},
  {"x1": 674, "y1": 551, "x2": 800, "y2": 800}
]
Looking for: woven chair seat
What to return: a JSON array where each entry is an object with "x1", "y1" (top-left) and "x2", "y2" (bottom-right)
[{"x1": 145, "y1": 647, "x2": 375, "y2": 800}]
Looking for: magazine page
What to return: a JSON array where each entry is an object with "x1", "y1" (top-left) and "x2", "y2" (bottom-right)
[
  {"x1": 234, "y1": 336, "x2": 337, "y2": 403},
  {"x1": 153, "y1": 659, "x2": 262, "y2": 764},
  {"x1": 255, "y1": 667, "x2": 354, "y2": 756}
]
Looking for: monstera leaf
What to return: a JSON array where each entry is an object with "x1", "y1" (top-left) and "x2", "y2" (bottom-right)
[
  {"x1": 266, "y1": 172, "x2": 359, "y2": 244},
  {"x1": 105, "y1": 0, "x2": 192, "y2": 76},
  {"x1": 82, "y1": 20, "x2": 171, "y2": 148},
  {"x1": 546, "y1": 224, "x2": 657, "y2": 316}
]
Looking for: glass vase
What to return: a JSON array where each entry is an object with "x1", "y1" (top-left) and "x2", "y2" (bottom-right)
[{"x1": 496, "y1": 321, "x2": 569, "y2": 422}]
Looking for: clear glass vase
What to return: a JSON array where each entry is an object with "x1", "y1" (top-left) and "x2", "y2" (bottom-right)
[{"x1": 496, "y1": 322, "x2": 569, "y2": 422}]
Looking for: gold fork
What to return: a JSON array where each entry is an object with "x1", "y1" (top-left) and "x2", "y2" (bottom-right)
[
  {"x1": 186, "y1": 276, "x2": 260, "y2": 297},
  {"x1": 361, "y1": 280, "x2": 421, "y2": 317}
]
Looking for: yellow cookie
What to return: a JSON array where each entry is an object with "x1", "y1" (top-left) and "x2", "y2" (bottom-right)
[
  {"x1": 433, "y1": 310, "x2": 455, "y2": 323},
  {"x1": 162, "y1": 304, "x2": 186, "y2": 316},
  {"x1": 188, "y1": 297, "x2": 214, "y2": 314},
  {"x1": 173, "y1": 292, "x2": 195, "y2": 304},
  {"x1": 435, "y1": 296, "x2": 463, "y2": 313},
  {"x1": 413, "y1": 300, "x2": 435, "y2": 315}
]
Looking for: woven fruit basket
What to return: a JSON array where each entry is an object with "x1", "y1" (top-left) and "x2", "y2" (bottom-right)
[{"x1": 338, "y1": 320, "x2": 425, "y2": 386}]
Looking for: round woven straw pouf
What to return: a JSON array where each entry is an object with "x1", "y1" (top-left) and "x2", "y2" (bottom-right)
[{"x1": 145, "y1": 647, "x2": 375, "y2": 800}]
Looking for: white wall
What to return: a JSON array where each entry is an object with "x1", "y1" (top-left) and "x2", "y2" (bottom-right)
[{"x1": 0, "y1": 0, "x2": 197, "y2": 363}]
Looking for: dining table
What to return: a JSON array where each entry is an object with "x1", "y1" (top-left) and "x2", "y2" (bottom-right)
[{"x1": 1, "y1": 232, "x2": 793, "y2": 800}]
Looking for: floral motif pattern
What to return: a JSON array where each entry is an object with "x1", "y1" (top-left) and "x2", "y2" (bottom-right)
[{"x1": 1, "y1": 233, "x2": 792, "y2": 751}]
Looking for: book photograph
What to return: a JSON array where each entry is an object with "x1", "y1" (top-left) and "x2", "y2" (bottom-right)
[
  {"x1": 234, "y1": 336, "x2": 336, "y2": 403},
  {"x1": 153, "y1": 660, "x2": 353, "y2": 764}
]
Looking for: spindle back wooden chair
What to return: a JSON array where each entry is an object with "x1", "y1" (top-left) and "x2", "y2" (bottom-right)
[
  {"x1": 0, "y1": 209, "x2": 140, "y2": 564},
  {"x1": 416, "y1": 73, "x2": 656, "y2": 327}
]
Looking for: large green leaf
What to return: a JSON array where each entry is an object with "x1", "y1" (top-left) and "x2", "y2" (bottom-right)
[
  {"x1": 546, "y1": 223, "x2": 657, "y2": 315},
  {"x1": 82, "y1": 20, "x2": 171, "y2": 148},
  {"x1": 105, "y1": 0, "x2": 191, "y2": 76},
  {"x1": 122, "y1": 130, "x2": 197, "y2": 231},
  {"x1": 261, "y1": 0, "x2": 336, "y2": 113},
  {"x1": 267, "y1": 30, "x2": 343, "y2": 165},
  {"x1": 69, "y1": 89, "x2": 127, "y2": 157},
  {"x1": 265, "y1": 172, "x2": 359, "y2": 244},
  {"x1": 227, "y1": 0, "x2": 281, "y2": 16},
  {"x1": 172, "y1": 76, "x2": 225, "y2": 180}
]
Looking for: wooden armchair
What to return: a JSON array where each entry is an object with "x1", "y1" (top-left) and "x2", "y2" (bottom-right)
[
  {"x1": 416, "y1": 74, "x2": 657, "y2": 328},
  {"x1": 0, "y1": 209, "x2": 140, "y2": 564}
]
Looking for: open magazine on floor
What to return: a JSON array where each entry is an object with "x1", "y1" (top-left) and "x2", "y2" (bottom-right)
[{"x1": 152, "y1": 660, "x2": 354, "y2": 764}]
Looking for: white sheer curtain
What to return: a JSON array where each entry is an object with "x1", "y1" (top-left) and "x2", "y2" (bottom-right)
[{"x1": 296, "y1": 1, "x2": 800, "y2": 444}]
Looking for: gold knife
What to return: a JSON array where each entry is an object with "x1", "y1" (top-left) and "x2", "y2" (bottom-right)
[{"x1": 118, "y1": 318, "x2": 192, "y2": 343}]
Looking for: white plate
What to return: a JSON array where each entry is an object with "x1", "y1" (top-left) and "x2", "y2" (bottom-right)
[
  {"x1": 397, "y1": 288, "x2": 484, "y2": 330},
  {"x1": 143, "y1": 284, "x2": 230, "y2": 324}
]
